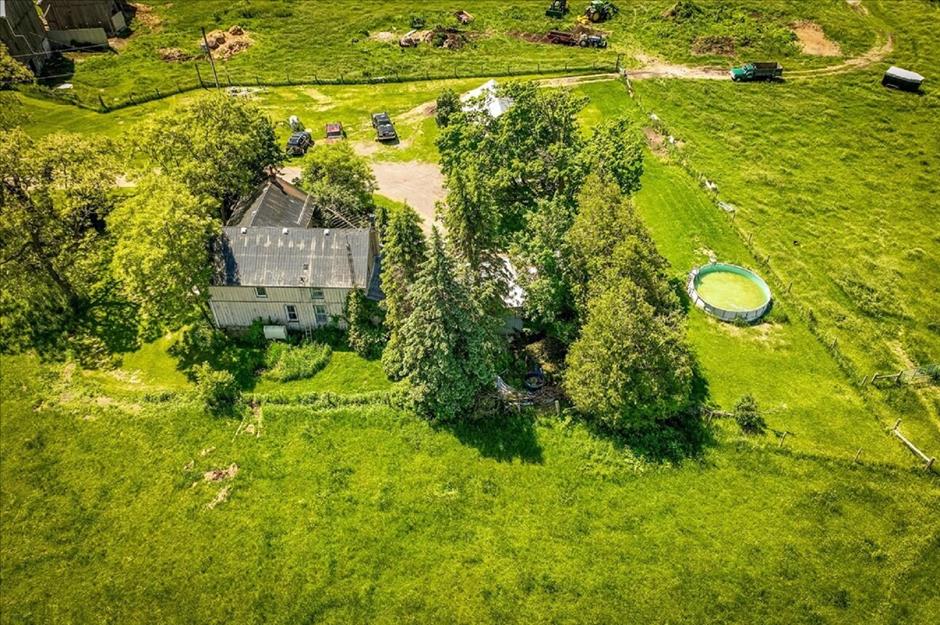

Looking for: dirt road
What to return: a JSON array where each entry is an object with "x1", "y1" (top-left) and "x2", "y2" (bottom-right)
[{"x1": 371, "y1": 161, "x2": 444, "y2": 233}]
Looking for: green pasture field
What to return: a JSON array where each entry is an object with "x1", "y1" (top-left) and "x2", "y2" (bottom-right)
[
  {"x1": 25, "y1": 0, "x2": 885, "y2": 107},
  {"x1": 625, "y1": 19, "x2": 940, "y2": 450},
  {"x1": 2, "y1": 352, "x2": 938, "y2": 625},
  {"x1": 3, "y1": 2, "x2": 939, "y2": 619}
]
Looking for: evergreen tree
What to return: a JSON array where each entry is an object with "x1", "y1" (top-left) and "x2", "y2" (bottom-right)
[
  {"x1": 380, "y1": 204, "x2": 427, "y2": 379},
  {"x1": 567, "y1": 174, "x2": 677, "y2": 317},
  {"x1": 397, "y1": 229, "x2": 495, "y2": 421},
  {"x1": 565, "y1": 279, "x2": 694, "y2": 432}
]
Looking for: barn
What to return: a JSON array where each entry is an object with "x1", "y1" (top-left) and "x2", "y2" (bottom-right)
[{"x1": 0, "y1": 0, "x2": 50, "y2": 74}]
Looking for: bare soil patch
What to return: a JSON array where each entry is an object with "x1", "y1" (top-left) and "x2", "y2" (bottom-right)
[
  {"x1": 692, "y1": 35, "x2": 735, "y2": 56},
  {"x1": 644, "y1": 127, "x2": 668, "y2": 156},
  {"x1": 371, "y1": 161, "x2": 444, "y2": 233},
  {"x1": 131, "y1": 3, "x2": 162, "y2": 30},
  {"x1": 370, "y1": 31, "x2": 398, "y2": 43},
  {"x1": 204, "y1": 463, "x2": 238, "y2": 482},
  {"x1": 791, "y1": 21, "x2": 842, "y2": 57},
  {"x1": 158, "y1": 47, "x2": 193, "y2": 62}
]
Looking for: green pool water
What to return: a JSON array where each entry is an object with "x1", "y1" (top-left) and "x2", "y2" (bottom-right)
[{"x1": 695, "y1": 270, "x2": 769, "y2": 312}]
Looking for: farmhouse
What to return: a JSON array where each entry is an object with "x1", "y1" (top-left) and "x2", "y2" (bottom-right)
[{"x1": 208, "y1": 177, "x2": 381, "y2": 331}]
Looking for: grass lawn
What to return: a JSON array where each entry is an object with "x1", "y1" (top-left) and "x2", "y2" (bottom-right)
[
  {"x1": 28, "y1": 0, "x2": 884, "y2": 108},
  {"x1": 254, "y1": 350, "x2": 392, "y2": 396},
  {"x1": 2, "y1": 353, "x2": 938, "y2": 625}
]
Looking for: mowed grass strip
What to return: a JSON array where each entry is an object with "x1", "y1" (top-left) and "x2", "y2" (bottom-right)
[{"x1": 1, "y1": 354, "x2": 938, "y2": 625}]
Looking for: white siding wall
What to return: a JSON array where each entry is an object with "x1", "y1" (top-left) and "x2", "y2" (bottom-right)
[{"x1": 209, "y1": 286, "x2": 349, "y2": 329}]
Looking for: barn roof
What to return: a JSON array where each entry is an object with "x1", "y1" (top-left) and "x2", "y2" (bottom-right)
[
  {"x1": 229, "y1": 177, "x2": 315, "y2": 228},
  {"x1": 214, "y1": 227, "x2": 372, "y2": 289}
]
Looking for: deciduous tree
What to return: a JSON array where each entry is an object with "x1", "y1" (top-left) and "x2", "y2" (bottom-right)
[
  {"x1": 136, "y1": 93, "x2": 281, "y2": 220},
  {"x1": 301, "y1": 141, "x2": 376, "y2": 214},
  {"x1": 110, "y1": 176, "x2": 217, "y2": 337},
  {"x1": 0, "y1": 130, "x2": 118, "y2": 347}
]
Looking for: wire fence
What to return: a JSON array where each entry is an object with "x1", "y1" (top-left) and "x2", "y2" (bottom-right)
[{"x1": 8, "y1": 56, "x2": 623, "y2": 113}]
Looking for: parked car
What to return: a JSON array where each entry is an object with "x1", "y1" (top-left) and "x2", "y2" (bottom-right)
[
  {"x1": 285, "y1": 131, "x2": 312, "y2": 156},
  {"x1": 325, "y1": 122, "x2": 345, "y2": 142},
  {"x1": 371, "y1": 112, "x2": 398, "y2": 142}
]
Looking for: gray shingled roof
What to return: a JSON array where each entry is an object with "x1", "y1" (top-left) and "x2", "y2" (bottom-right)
[
  {"x1": 215, "y1": 227, "x2": 373, "y2": 289},
  {"x1": 229, "y1": 177, "x2": 314, "y2": 228}
]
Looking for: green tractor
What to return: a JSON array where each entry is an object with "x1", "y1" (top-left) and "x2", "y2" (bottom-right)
[
  {"x1": 585, "y1": 0, "x2": 618, "y2": 22},
  {"x1": 546, "y1": 0, "x2": 569, "y2": 18}
]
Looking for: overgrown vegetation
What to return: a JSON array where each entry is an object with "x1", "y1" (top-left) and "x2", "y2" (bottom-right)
[{"x1": 263, "y1": 342, "x2": 332, "y2": 383}]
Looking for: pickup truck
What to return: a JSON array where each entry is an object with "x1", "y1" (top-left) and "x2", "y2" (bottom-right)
[
  {"x1": 371, "y1": 112, "x2": 398, "y2": 142},
  {"x1": 730, "y1": 62, "x2": 783, "y2": 82}
]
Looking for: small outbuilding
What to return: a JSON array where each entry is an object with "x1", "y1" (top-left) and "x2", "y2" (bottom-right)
[
  {"x1": 882, "y1": 66, "x2": 924, "y2": 92},
  {"x1": 461, "y1": 80, "x2": 514, "y2": 119}
]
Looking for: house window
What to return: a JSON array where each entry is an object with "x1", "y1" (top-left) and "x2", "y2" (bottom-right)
[
  {"x1": 310, "y1": 288, "x2": 325, "y2": 301},
  {"x1": 285, "y1": 305, "x2": 299, "y2": 323},
  {"x1": 255, "y1": 287, "x2": 267, "y2": 299},
  {"x1": 314, "y1": 305, "x2": 328, "y2": 325}
]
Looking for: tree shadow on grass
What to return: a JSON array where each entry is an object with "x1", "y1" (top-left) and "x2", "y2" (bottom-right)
[
  {"x1": 582, "y1": 359, "x2": 715, "y2": 464},
  {"x1": 437, "y1": 411, "x2": 544, "y2": 464}
]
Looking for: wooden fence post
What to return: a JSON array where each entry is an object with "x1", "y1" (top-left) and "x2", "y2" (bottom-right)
[
  {"x1": 195, "y1": 64, "x2": 205, "y2": 88},
  {"x1": 98, "y1": 94, "x2": 108, "y2": 111},
  {"x1": 778, "y1": 431, "x2": 789, "y2": 448},
  {"x1": 853, "y1": 448, "x2": 862, "y2": 463}
]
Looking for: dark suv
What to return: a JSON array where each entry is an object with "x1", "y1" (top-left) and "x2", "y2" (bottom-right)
[
  {"x1": 371, "y1": 112, "x2": 397, "y2": 142},
  {"x1": 286, "y1": 131, "x2": 312, "y2": 156}
]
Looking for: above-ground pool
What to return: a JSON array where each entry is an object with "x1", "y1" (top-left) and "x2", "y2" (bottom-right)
[{"x1": 687, "y1": 263, "x2": 772, "y2": 323}]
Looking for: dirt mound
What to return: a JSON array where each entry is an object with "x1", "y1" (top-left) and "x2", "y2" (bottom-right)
[
  {"x1": 791, "y1": 21, "x2": 841, "y2": 56},
  {"x1": 158, "y1": 47, "x2": 193, "y2": 62},
  {"x1": 692, "y1": 35, "x2": 735, "y2": 56},
  {"x1": 130, "y1": 2, "x2": 162, "y2": 29},
  {"x1": 199, "y1": 26, "x2": 253, "y2": 60}
]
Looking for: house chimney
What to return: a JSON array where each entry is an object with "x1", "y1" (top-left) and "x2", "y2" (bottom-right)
[
  {"x1": 240, "y1": 227, "x2": 248, "y2": 235},
  {"x1": 282, "y1": 228, "x2": 289, "y2": 235},
  {"x1": 324, "y1": 229, "x2": 331, "y2": 236}
]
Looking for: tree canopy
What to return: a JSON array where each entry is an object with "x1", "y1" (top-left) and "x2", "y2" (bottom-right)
[
  {"x1": 0, "y1": 130, "x2": 119, "y2": 349},
  {"x1": 109, "y1": 176, "x2": 217, "y2": 338},
  {"x1": 396, "y1": 229, "x2": 495, "y2": 421},
  {"x1": 565, "y1": 279, "x2": 694, "y2": 432},
  {"x1": 136, "y1": 93, "x2": 281, "y2": 220},
  {"x1": 380, "y1": 204, "x2": 427, "y2": 378}
]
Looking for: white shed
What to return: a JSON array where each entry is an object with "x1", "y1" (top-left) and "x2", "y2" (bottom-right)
[{"x1": 461, "y1": 80, "x2": 514, "y2": 118}]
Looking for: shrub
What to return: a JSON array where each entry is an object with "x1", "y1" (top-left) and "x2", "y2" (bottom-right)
[
  {"x1": 264, "y1": 342, "x2": 332, "y2": 382},
  {"x1": 346, "y1": 291, "x2": 386, "y2": 359},
  {"x1": 193, "y1": 363, "x2": 240, "y2": 413},
  {"x1": 733, "y1": 394, "x2": 766, "y2": 435}
]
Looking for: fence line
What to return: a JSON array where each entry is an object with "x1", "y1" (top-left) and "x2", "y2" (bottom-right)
[{"x1": 8, "y1": 58, "x2": 622, "y2": 113}]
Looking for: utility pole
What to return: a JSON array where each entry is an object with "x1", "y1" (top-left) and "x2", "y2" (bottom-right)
[{"x1": 201, "y1": 27, "x2": 221, "y2": 90}]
